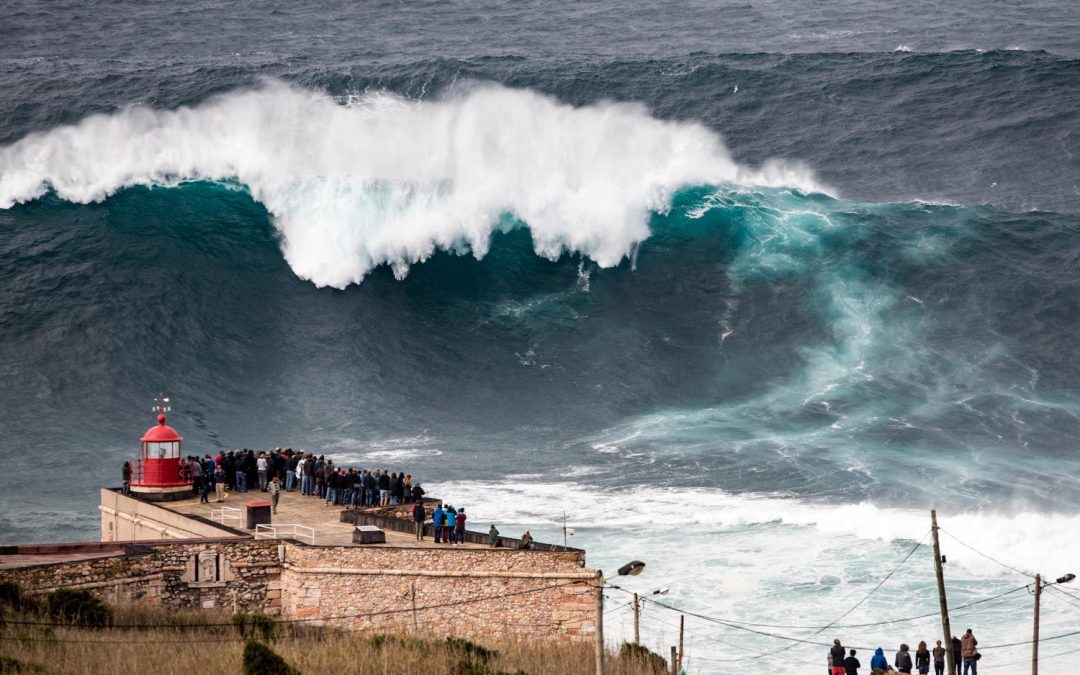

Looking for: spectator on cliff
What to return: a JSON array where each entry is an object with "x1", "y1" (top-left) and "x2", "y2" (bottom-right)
[
  {"x1": 932, "y1": 640, "x2": 946, "y2": 675},
  {"x1": 285, "y1": 454, "x2": 298, "y2": 492},
  {"x1": 412, "y1": 500, "x2": 426, "y2": 540},
  {"x1": 391, "y1": 472, "x2": 404, "y2": 506},
  {"x1": 203, "y1": 454, "x2": 215, "y2": 482},
  {"x1": 376, "y1": 469, "x2": 389, "y2": 506},
  {"x1": 232, "y1": 452, "x2": 245, "y2": 492},
  {"x1": 199, "y1": 467, "x2": 211, "y2": 503},
  {"x1": 960, "y1": 629, "x2": 978, "y2": 675},
  {"x1": 519, "y1": 530, "x2": 533, "y2": 550},
  {"x1": 951, "y1": 637, "x2": 962, "y2": 675},
  {"x1": 844, "y1": 649, "x2": 860, "y2": 675},
  {"x1": 189, "y1": 457, "x2": 202, "y2": 494},
  {"x1": 432, "y1": 504, "x2": 445, "y2": 543},
  {"x1": 403, "y1": 474, "x2": 413, "y2": 503},
  {"x1": 122, "y1": 461, "x2": 132, "y2": 495},
  {"x1": 411, "y1": 480, "x2": 425, "y2": 503},
  {"x1": 454, "y1": 507, "x2": 467, "y2": 546},
  {"x1": 268, "y1": 474, "x2": 281, "y2": 514},
  {"x1": 257, "y1": 452, "x2": 269, "y2": 491},
  {"x1": 915, "y1": 641, "x2": 930, "y2": 675},
  {"x1": 895, "y1": 643, "x2": 913, "y2": 674},
  {"x1": 444, "y1": 505, "x2": 457, "y2": 544},
  {"x1": 214, "y1": 464, "x2": 228, "y2": 503},
  {"x1": 488, "y1": 524, "x2": 500, "y2": 547},
  {"x1": 830, "y1": 640, "x2": 847, "y2": 675},
  {"x1": 870, "y1": 648, "x2": 891, "y2": 672}
]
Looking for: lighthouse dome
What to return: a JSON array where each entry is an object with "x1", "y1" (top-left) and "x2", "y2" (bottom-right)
[{"x1": 141, "y1": 414, "x2": 183, "y2": 442}]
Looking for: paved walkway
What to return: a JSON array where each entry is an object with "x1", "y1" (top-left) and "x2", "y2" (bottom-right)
[{"x1": 166, "y1": 489, "x2": 485, "y2": 548}]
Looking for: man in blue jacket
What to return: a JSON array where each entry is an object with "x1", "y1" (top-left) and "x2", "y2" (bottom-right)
[
  {"x1": 432, "y1": 504, "x2": 444, "y2": 544},
  {"x1": 871, "y1": 647, "x2": 891, "y2": 671}
]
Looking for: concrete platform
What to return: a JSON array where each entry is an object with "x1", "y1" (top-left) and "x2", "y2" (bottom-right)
[{"x1": 163, "y1": 489, "x2": 486, "y2": 548}]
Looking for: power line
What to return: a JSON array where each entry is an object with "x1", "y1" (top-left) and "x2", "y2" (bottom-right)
[
  {"x1": 706, "y1": 529, "x2": 931, "y2": 663},
  {"x1": 938, "y1": 528, "x2": 1035, "y2": 579},
  {"x1": 621, "y1": 582, "x2": 1028, "y2": 632}
]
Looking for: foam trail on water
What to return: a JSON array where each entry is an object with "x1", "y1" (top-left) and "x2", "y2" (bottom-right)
[{"x1": 0, "y1": 81, "x2": 827, "y2": 288}]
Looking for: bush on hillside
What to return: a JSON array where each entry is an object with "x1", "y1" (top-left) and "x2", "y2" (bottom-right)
[
  {"x1": 233, "y1": 612, "x2": 276, "y2": 641},
  {"x1": 42, "y1": 589, "x2": 111, "y2": 628},
  {"x1": 619, "y1": 642, "x2": 669, "y2": 674},
  {"x1": 242, "y1": 640, "x2": 299, "y2": 675}
]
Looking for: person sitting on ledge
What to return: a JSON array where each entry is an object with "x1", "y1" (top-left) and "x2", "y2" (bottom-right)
[
  {"x1": 520, "y1": 529, "x2": 533, "y2": 550},
  {"x1": 489, "y1": 524, "x2": 500, "y2": 547}
]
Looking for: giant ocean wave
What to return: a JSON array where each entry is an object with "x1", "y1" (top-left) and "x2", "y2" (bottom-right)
[{"x1": 0, "y1": 81, "x2": 826, "y2": 288}]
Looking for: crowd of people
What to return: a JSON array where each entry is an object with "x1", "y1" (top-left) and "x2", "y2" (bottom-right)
[
  {"x1": 174, "y1": 448, "x2": 426, "y2": 510},
  {"x1": 123, "y1": 449, "x2": 529, "y2": 545},
  {"x1": 828, "y1": 629, "x2": 980, "y2": 675}
]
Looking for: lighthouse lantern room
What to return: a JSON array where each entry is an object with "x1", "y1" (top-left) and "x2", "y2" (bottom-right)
[{"x1": 130, "y1": 394, "x2": 193, "y2": 501}]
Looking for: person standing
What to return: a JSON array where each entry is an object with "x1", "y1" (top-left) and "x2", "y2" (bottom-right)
[
  {"x1": 412, "y1": 500, "x2": 425, "y2": 540},
  {"x1": 268, "y1": 474, "x2": 281, "y2": 514},
  {"x1": 488, "y1": 524, "x2": 500, "y2": 547},
  {"x1": 896, "y1": 643, "x2": 913, "y2": 674},
  {"x1": 932, "y1": 640, "x2": 946, "y2": 675},
  {"x1": 870, "y1": 648, "x2": 888, "y2": 672},
  {"x1": 843, "y1": 649, "x2": 861, "y2": 675},
  {"x1": 960, "y1": 629, "x2": 978, "y2": 675},
  {"x1": 951, "y1": 636, "x2": 962, "y2": 675},
  {"x1": 915, "y1": 641, "x2": 930, "y2": 675},
  {"x1": 257, "y1": 452, "x2": 268, "y2": 491},
  {"x1": 214, "y1": 465, "x2": 227, "y2": 502},
  {"x1": 285, "y1": 454, "x2": 297, "y2": 492},
  {"x1": 454, "y1": 507, "x2": 467, "y2": 545},
  {"x1": 199, "y1": 470, "x2": 211, "y2": 503},
  {"x1": 432, "y1": 504, "x2": 444, "y2": 544},
  {"x1": 122, "y1": 461, "x2": 132, "y2": 495},
  {"x1": 830, "y1": 640, "x2": 847, "y2": 675}
]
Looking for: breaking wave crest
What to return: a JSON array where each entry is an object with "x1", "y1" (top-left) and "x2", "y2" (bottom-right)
[{"x1": 0, "y1": 81, "x2": 826, "y2": 288}]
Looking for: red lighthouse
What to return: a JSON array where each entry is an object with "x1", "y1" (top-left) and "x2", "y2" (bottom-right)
[{"x1": 130, "y1": 395, "x2": 192, "y2": 500}]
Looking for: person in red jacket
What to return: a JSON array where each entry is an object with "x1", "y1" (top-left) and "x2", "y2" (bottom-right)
[{"x1": 454, "y1": 507, "x2": 467, "y2": 546}]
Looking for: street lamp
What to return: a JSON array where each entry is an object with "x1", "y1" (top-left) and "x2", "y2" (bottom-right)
[
  {"x1": 1033, "y1": 572, "x2": 1074, "y2": 675},
  {"x1": 632, "y1": 587, "x2": 669, "y2": 644},
  {"x1": 597, "y1": 561, "x2": 648, "y2": 675}
]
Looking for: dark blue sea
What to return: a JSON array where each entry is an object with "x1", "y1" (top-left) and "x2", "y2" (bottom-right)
[{"x1": 2, "y1": 1, "x2": 1080, "y2": 672}]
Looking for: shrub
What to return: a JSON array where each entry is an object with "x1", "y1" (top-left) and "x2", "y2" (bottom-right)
[
  {"x1": 242, "y1": 640, "x2": 299, "y2": 675},
  {"x1": 42, "y1": 589, "x2": 110, "y2": 628},
  {"x1": 0, "y1": 655, "x2": 53, "y2": 674},
  {"x1": 233, "y1": 612, "x2": 276, "y2": 641},
  {"x1": 619, "y1": 642, "x2": 669, "y2": 673},
  {"x1": 446, "y1": 637, "x2": 498, "y2": 662}
]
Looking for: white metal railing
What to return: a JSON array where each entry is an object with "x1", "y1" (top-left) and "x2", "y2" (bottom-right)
[
  {"x1": 210, "y1": 506, "x2": 241, "y2": 525},
  {"x1": 255, "y1": 523, "x2": 315, "y2": 545}
]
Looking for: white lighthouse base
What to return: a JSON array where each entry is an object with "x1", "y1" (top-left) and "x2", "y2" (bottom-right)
[{"x1": 129, "y1": 484, "x2": 194, "y2": 502}]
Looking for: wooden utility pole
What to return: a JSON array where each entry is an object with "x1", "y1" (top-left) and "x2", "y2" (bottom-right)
[
  {"x1": 632, "y1": 593, "x2": 640, "y2": 644},
  {"x1": 595, "y1": 572, "x2": 605, "y2": 675},
  {"x1": 931, "y1": 510, "x2": 955, "y2": 675},
  {"x1": 1032, "y1": 574, "x2": 1042, "y2": 675},
  {"x1": 670, "y1": 646, "x2": 678, "y2": 675},
  {"x1": 678, "y1": 615, "x2": 685, "y2": 673}
]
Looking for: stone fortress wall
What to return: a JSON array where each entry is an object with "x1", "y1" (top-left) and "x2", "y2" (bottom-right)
[{"x1": 0, "y1": 492, "x2": 599, "y2": 643}]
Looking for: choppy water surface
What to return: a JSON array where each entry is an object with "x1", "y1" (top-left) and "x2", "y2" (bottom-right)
[{"x1": 2, "y1": 1, "x2": 1080, "y2": 672}]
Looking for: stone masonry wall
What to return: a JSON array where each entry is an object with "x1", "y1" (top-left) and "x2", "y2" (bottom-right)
[
  {"x1": 0, "y1": 540, "x2": 283, "y2": 615},
  {"x1": 0, "y1": 542, "x2": 598, "y2": 645},
  {"x1": 281, "y1": 545, "x2": 598, "y2": 643}
]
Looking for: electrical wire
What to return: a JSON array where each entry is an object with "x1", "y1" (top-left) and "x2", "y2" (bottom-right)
[
  {"x1": 699, "y1": 528, "x2": 931, "y2": 663},
  {"x1": 937, "y1": 528, "x2": 1035, "y2": 579}
]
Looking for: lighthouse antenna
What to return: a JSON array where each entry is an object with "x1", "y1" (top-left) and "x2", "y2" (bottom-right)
[{"x1": 152, "y1": 393, "x2": 172, "y2": 415}]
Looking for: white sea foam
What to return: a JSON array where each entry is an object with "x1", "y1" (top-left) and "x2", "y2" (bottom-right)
[
  {"x1": 425, "y1": 479, "x2": 1077, "y2": 674},
  {"x1": 0, "y1": 81, "x2": 827, "y2": 288}
]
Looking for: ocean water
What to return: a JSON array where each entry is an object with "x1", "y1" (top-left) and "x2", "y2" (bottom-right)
[{"x1": 2, "y1": 1, "x2": 1080, "y2": 673}]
